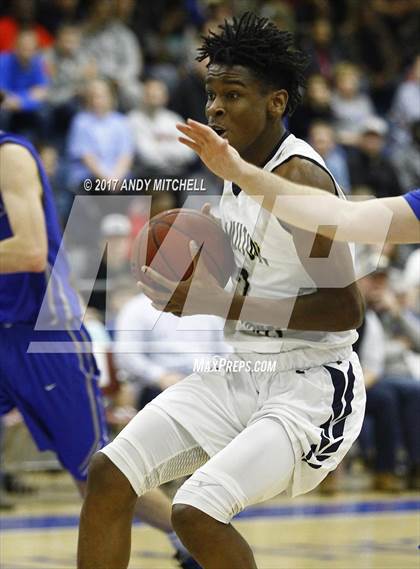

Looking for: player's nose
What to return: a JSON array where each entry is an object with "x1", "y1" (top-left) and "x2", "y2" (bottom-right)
[{"x1": 206, "y1": 98, "x2": 226, "y2": 119}]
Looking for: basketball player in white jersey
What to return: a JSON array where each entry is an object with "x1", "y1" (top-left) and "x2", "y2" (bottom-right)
[{"x1": 78, "y1": 13, "x2": 366, "y2": 569}]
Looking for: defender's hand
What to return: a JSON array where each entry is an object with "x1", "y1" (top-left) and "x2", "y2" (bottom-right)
[{"x1": 177, "y1": 119, "x2": 244, "y2": 182}]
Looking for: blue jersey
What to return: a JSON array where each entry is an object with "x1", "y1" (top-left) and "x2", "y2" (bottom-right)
[
  {"x1": 0, "y1": 132, "x2": 82, "y2": 326},
  {"x1": 404, "y1": 189, "x2": 420, "y2": 221}
]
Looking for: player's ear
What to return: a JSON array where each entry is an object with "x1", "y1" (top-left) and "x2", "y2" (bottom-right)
[{"x1": 268, "y1": 89, "x2": 288, "y2": 118}]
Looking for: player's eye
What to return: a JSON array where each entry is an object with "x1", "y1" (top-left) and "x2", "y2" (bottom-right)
[
  {"x1": 226, "y1": 92, "x2": 240, "y2": 100},
  {"x1": 206, "y1": 91, "x2": 216, "y2": 102}
]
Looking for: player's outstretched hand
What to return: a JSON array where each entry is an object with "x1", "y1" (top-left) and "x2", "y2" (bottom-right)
[
  {"x1": 177, "y1": 119, "x2": 243, "y2": 182},
  {"x1": 137, "y1": 241, "x2": 228, "y2": 317}
]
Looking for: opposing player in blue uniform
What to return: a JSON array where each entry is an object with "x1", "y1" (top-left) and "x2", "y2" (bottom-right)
[
  {"x1": 0, "y1": 124, "x2": 202, "y2": 568},
  {"x1": 0, "y1": 130, "x2": 108, "y2": 491},
  {"x1": 177, "y1": 119, "x2": 420, "y2": 244}
]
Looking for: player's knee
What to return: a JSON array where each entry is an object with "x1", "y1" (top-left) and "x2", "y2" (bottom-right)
[
  {"x1": 173, "y1": 470, "x2": 245, "y2": 525},
  {"x1": 86, "y1": 452, "x2": 136, "y2": 507},
  {"x1": 172, "y1": 504, "x2": 211, "y2": 536}
]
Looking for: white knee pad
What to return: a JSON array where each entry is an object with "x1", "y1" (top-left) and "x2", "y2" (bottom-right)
[{"x1": 173, "y1": 467, "x2": 248, "y2": 524}]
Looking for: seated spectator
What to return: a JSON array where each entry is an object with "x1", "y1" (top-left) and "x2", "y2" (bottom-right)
[
  {"x1": 260, "y1": 2, "x2": 296, "y2": 34},
  {"x1": 404, "y1": 247, "x2": 420, "y2": 295},
  {"x1": 356, "y1": 264, "x2": 420, "y2": 491},
  {"x1": 38, "y1": 0, "x2": 83, "y2": 36},
  {"x1": 44, "y1": 23, "x2": 97, "y2": 140},
  {"x1": 390, "y1": 54, "x2": 420, "y2": 145},
  {"x1": 0, "y1": 0, "x2": 53, "y2": 52},
  {"x1": 308, "y1": 120, "x2": 351, "y2": 192},
  {"x1": 331, "y1": 62, "x2": 375, "y2": 145},
  {"x1": 169, "y1": 40, "x2": 208, "y2": 124},
  {"x1": 345, "y1": 3, "x2": 399, "y2": 115},
  {"x1": 128, "y1": 78, "x2": 195, "y2": 177},
  {"x1": 371, "y1": 2, "x2": 419, "y2": 71},
  {"x1": 66, "y1": 78, "x2": 134, "y2": 191},
  {"x1": 0, "y1": 29, "x2": 49, "y2": 138},
  {"x1": 114, "y1": 292, "x2": 230, "y2": 410},
  {"x1": 304, "y1": 18, "x2": 343, "y2": 81},
  {"x1": 347, "y1": 116, "x2": 402, "y2": 198},
  {"x1": 288, "y1": 74, "x2": 333, "y2": 140},
  {"x1": 140, "y1": 2, "x2": 194, "y2": 90},
  {"x1": 357, "y1": 306, "x2": 402, "y2": 492},
  {"x1": 82, "y1": 0, "x2": 142, "y2": 110},
  {"x1": 391, "y1": 119, "x2": 420, "y2": 191}
]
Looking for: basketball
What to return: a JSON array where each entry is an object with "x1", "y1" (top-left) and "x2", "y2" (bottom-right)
[{"x1": 131, "y1": 208, "x2": 235, "y2": 288}]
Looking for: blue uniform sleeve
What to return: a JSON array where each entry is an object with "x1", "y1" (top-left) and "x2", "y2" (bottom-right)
[{"x1": 403, "y1": 189, "x2": 420, "y2": 221}]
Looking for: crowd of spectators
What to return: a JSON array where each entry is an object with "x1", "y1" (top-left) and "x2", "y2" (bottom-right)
[
  {"x1": 0, "y1": 0, "x2": 419, "y2": 201},
  {"x1": 0, "y1": 0, "x2": 419, "y2": 498}
]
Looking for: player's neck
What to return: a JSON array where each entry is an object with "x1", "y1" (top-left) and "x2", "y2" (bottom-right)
[{"x1": 241, "y1": 122, "x2": 286, "y2": 168}]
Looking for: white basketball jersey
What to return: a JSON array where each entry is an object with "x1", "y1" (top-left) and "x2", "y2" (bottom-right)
[{"x1": 220, "y1": 132, "x2": 358, "y2": 353}]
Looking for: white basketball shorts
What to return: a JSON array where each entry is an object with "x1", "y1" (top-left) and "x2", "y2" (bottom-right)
[{"x1": 101, "y1": 346, "x2": 366, "y2": 522}]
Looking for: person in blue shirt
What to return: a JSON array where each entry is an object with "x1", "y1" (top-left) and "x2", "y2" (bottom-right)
[
  {"x1": 0, "y1": 121, "x2": 201, "y2": 569},
  {"x1": 66, "y1": 78, "x2": 134, "y2": 190},
  {"x1": 177, "y1": 119, "x2": 420, "y2": 244},
  {"x1": 0, "y1": 29, "x2": 49, "y2": 136}
]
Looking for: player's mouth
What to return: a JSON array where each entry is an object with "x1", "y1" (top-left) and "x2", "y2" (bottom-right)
[{"x1": 209, "y1": 124, "x2": 228, "y2": 138}]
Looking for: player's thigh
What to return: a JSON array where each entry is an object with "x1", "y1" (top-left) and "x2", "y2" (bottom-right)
[
  {"x1": 173, "y1": 418, "x2": 295, "y2": 523},
  {"x1": 100, "y1": 405, "x2": 209, "y2": 496},
  {"x1": 148, "y1": 364, "x2": 259, "y2": 456}
]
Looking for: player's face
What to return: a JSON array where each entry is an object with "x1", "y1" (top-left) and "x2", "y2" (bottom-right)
[{"x1": 205, "y1": 64, "x2": 286, "y2": 160}]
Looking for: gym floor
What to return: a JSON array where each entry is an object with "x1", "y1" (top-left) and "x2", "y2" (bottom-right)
[{"x1": 1, "y1": 471, "x2": 418, "y2": 569}]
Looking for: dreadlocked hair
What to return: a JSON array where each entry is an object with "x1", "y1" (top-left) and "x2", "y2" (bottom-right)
[{"x1": 197, "y1": 12, "x2": 309, "y2": 116}]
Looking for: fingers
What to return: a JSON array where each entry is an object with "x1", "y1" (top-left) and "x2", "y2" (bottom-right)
[
  {"x1": 140, "y1": 265, "x2": 175, "y2": 291},
  {"x1": 177, "y1": 120, "x2": 217, "y2": 143},
  {"x1": 176, "y1": 122, "x2": 194, "y2": 135},
  {"x1": 137, "y1": 280, "x2": 171, "y2": 303},
  {"x1": 186, "y1": 118, "x2": 216, "y2": 138},
  {"x1": 178, "y1": 136, "x2": 201, "y2": 153},
  {"x1": 176, "y1": 122, "x2": 205, "y2": 143},
  {"x1": 201, "y1": 202, "x2": 212, "y2": 215}
]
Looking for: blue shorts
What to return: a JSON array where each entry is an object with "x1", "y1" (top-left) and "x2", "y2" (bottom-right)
[{"x1": 0, "y1": 324, "x2": 108, "y2": 481}]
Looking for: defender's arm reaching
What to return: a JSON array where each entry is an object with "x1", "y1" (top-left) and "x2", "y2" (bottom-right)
[{"x1": 177, "y1": 119, "x2": 419, "y2": 245}]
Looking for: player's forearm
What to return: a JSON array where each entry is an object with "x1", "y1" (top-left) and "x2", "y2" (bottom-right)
[
  {"x1": 234, "y1": 161, "x2": 351, "y2": 232},
  {"x1": 0, "y1": 236, "x2": 47, "y2": 273},
  {"x1": 234, "y1": 161, "x2": 388, "y2": 243},
  {"x1": 227, "y1": 287, "x2": 363, "y2": 332}
]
